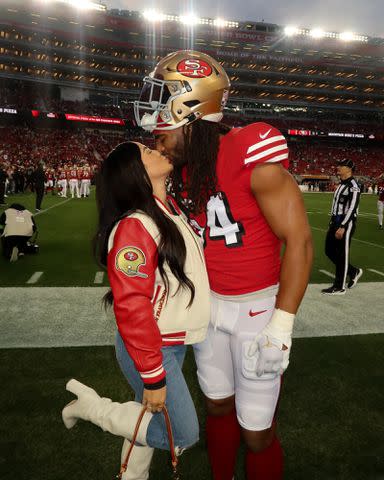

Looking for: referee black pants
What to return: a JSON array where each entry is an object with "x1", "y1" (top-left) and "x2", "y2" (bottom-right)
[{"x1": 325, "y1": 223, "x2": 358, "y2": 289}]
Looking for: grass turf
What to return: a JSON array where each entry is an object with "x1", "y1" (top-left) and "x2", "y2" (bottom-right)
[
  {"x1": 1, "y1": 335, "x2": 383, "y2": 480},
  {"x1": 1, "y1": 191, "x2": 383, "y2": 479},
  {"x1": 0, "y1": 192, "x2": 383, "y2": 286}
]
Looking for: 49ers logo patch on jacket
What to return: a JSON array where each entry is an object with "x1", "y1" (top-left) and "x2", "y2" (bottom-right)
[{"x1": 115, "y1": 246, "x2": 148, "y2": 278}]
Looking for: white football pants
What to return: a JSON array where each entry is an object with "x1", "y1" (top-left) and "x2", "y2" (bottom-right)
[
  {"x1": 193, "y1": 289, "x2": 282, "y2": 431},
  {"x1": 69, "y1": 180, "x2": 79, "y2": 198}
]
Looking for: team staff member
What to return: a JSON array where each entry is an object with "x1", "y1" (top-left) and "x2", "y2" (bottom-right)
[
  {"x1": 135, "y1": 51, "x2": 313, "y2": 480},
  {"x1": 322, "y1": 159, "x2": 363, "y2": 295},
  {"x1": 0, "y1": 203, "x2": 36, "y2": 261},
  {"x1": 0, "y1": 163, "x2": 7, "y2": 206},
  {"x1": 377, "y1": 175, "x2": 384, "y2": 229},
  {"x1": 62, "y1": 142, "x2": 210, "y2": 480},
  {"x1": 33, "y1": 162, "x2": 46, "y2": 211}
]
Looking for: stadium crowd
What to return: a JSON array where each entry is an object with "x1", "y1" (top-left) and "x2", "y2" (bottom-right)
[
  {"x1": 289, "y1": 142, "x2": 384, "y2": 178},
  {"x1": 0, "y1": 125, "x2": 382, "y2": 197}
]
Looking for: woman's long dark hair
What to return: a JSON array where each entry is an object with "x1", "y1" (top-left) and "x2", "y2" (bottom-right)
[
  {"x1": 171, "y1": 121, "x2": 231, "y2": 215},
  {"x1": 94, "y1": 142, "x2": 195, "y2": 307}
]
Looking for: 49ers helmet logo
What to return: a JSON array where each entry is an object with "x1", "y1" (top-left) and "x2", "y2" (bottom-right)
[
  {"x1": 116, "y1": 246, "x2": 148, "y2": 278},
  {"x1": 177, "y1": 59, "x2": 212, "y2": 78}
]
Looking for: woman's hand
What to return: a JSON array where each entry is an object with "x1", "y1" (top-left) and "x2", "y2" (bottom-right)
[{"x1": 143, "y1": 386, "x2": 167, "y2": 413}]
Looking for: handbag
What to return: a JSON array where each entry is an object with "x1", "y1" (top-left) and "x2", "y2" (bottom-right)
[{"x1": 116, "y1": 405, "x2": 180, "y2": 480}]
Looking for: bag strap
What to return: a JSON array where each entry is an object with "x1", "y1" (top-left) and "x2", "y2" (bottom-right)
[{"x1": 118, "y1": 405, "x2": 178, "y2": 479}]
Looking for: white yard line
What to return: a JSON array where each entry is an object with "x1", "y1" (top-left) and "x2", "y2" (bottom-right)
[
  {"x1": 26, "y1": 272, "x2": 44, "y2": 284},
  {"x1": 311, "y1": 226, "x2": 384, "y2": 249},
  {"x1": 94, "y1": 272, "x2": 104, "y2": 284},
  {"x1": 368, "y1": 269, "x2": 384, "y2": 277},
  {"x1": 359, "y1": 211, "x2": 378, "y2": 217},
  {"x1": 319, "y1": 269, "x2": 334, "y2": 278},
  {"x1": 34, "y1": 197, "x2": 73, "y2": 216}
]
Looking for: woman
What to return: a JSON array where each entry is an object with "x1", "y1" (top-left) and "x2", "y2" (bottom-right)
[{"x1": 62, "y1": 142, "x2": 210, "y2": 479}]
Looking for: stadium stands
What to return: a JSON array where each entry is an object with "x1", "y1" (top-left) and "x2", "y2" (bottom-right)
[{"x1": 289, "y1": 142, "x2": 384, "y2": 177}]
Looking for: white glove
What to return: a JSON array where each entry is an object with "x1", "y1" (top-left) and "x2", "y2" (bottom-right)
[{"x1": 248, "y1": 309, "x2": 295, "y2": 377}]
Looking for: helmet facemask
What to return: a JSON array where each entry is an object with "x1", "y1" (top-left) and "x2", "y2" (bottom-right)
[
  {"x1": 134, "y1": 76, "x2": 189, "y2": 132},
  {"x1": 134, "y1": 51, "x2": 230, "y2": 132}
]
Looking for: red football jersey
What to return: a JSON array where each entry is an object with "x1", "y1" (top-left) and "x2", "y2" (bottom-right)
[
  {"x1": 69, "y1": 169, "x2": 78, "y2": 180},
  {"x1": 378, "y1": 182, "x2": 384, "y2": 202},
  {"x1": 191, "y1": 122, "x2": 289, "y2": 295},
  {"x1": 82, "y1": 170, "x2": 91, "y2": 180}
]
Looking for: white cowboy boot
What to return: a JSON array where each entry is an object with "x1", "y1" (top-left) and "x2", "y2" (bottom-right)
[
  {"x1": 120, "y1": 439, "x2": 154, "y2": 480},
  {"x1": 62, "y1": 379, "x2": 152, "y2": 445}
]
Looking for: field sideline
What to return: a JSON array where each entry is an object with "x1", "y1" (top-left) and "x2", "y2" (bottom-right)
[
  {"x1": 1, "y1": 191, "x2": 383, "y2": 479},
  {"x1": 0, "y1": 191, "x2": 384, "y2": 285}
]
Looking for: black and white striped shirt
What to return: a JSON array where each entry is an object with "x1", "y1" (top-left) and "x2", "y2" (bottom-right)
[{"x1": 331, "y1": 177, "x2": 360, "y2": 227}]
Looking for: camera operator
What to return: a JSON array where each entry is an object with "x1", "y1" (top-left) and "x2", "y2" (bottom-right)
[{"x1": 0, "y1": 203, "x2": 37, "y2": 262}]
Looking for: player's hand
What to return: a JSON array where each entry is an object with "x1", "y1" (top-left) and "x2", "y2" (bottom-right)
[
  {"x1": 248, "y1": 332, "x2": 289, "y2": 377},
  {"x1": 248, "y1": 309, "x2": 294, "y2": 377},
  {"x1": 335, "y1": 227, "x2": 345, "y2": 240},
  {"x1": 142, "y1": 386, "x2": 166, "y2": 413}
]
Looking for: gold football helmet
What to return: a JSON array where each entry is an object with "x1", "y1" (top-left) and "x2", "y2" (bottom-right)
[
  {"x1": 115, "y1": 246, "x2": 148, "y2": 278},
  {"x1": 134, "y1": 50, "x2": 230, "y2": 132}
]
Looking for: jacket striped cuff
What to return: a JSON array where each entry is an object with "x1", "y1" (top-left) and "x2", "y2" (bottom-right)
[{"x1": 139, "y1": 364, "x2": 166, "y2": 385}]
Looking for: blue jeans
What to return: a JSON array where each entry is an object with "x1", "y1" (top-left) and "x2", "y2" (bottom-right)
[{"x1": 115, "y1": 333, "x2": 199, "y2": 451}]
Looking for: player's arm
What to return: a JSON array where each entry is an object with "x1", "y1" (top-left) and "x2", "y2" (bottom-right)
[
  {"x1": 251, "y1": 163, "x2": 313, "y2": 314},
  {"x1": 248, "y1": 163, "x2": 313, "y2": 377}
]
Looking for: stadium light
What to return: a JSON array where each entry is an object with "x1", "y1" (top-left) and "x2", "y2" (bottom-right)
[
  {"x1": 339, "y1": 31, "x2": 355, "y2": 41},
  {"x1": 42, "y1": 0, "x2": 106, "y2": 11},
  {"x1": 284, "y1": 26, "x2": 299, "y2": 37},
  {"x1": 143, "y1": 9, "x2": 165, "y2": 22},
  {"x1": 310, "y1": 28, "x2": 325, "y2": 39},
  {"x1": 180, "y1": 13, "x2": 199, "y2": 26},
  {"x1": 214, "y1": 18, "x2": 228, "y2": 28}
]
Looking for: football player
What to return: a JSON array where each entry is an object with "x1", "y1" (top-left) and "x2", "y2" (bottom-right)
[
  {"x1": 377, "y1": 174, "x2": 384, "y2": 229},
  {"x1": 79, "y1": 164, "x2": 91, "y2": 198},
  {"x1": 57, "y1": 166, "x2": 68, "y2": 198},
  {"x1": 135, "y1": 51, "x2": 313, "y2": 480},
  {"x1": 68, "y1": 164, "x2": 80, "y2": 199},
  {"x1": 45, "y1": 168, "x2": 55, "y2": 195}
]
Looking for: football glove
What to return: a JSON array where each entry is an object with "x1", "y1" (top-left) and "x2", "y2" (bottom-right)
[{"x1": 248, "y1": 308, "x2": 295, "y2": 377}]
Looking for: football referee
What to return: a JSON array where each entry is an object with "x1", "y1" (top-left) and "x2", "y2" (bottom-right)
[{"x1": 322, "y1": 159, "x2": 363, "y2": 295}]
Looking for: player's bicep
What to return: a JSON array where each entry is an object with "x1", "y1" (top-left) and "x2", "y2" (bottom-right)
[{"x1": 250, "y1": 163, "x2": 310, "y2": 243}]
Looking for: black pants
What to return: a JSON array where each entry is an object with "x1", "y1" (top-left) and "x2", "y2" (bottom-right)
[
  {"x1": 0, "y1": 181, "x2": 5, "y2": 204},
  {"x1": 35, "y1": 185, "x2": 45, "y2": 210},
  {"x1": 325, "y1": 223, "x2": 358, "y2": 289},
  {"x1": 2, "y1": 235, "x2": 31, "y2": 260}
]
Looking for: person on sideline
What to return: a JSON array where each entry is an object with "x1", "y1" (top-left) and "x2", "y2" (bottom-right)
[
  {"x1": 376, "y1": 174, "x2": 384, "y2": 229},
  {"x1": 135, "y1": 50, "x2": 313, "y2": 480},
  {"x1": 0, "y1": 163, "x2": 8, "y2": 206},
  {"x1": 0, "y1": 203, "x2": 36, "y2": 261},
  {"x1": 62, "y1": 142, "x2": 210, "y2": 479},
  {"x1": 33, "y1": 162, "x2": 46, "y2": 212},
  {"x1": 322, "y1": 159, "x2": 362, "y2": 294}
]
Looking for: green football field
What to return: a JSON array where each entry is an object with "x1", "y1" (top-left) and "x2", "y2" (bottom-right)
[
  {"x1": 1, "y1": 191, "x2": 383, "y2": 480},
  {"x1": 0, "y1": 191, "x2": 383, "y2": 285}
]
